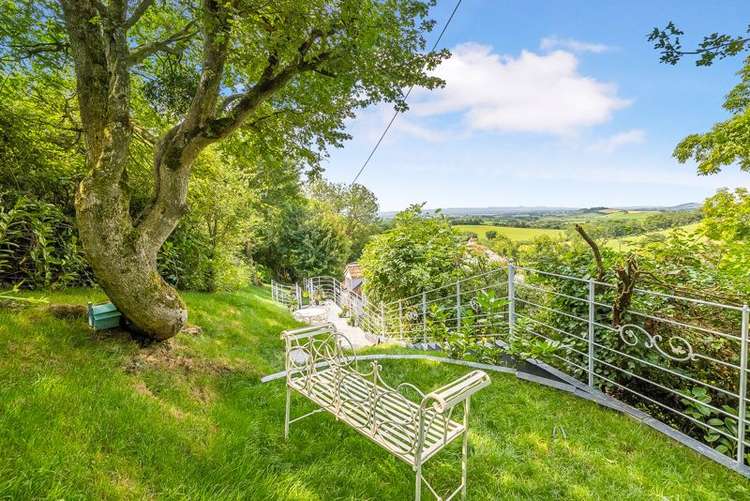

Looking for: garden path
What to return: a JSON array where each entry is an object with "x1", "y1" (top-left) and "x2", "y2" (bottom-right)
[{"x1": 293, "y1": 301, "x2": 375, "y2": 349}]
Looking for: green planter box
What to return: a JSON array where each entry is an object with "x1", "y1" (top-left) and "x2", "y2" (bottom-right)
[{"x1": 87, "y1": 302, "x2": 122, "y2": 330}]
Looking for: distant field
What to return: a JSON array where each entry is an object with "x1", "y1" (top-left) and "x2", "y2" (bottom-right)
[
  {"x1": 454, "y1": 221, "x2": 700, "y2": 250},
  {"x1": 607, "y1": 223, "x2": 701, "y2": 250},
  {"x1": 535, "y1": 209, "x2": 661, "y2": 225},
  {"x1": 454, "y1": 224, "x2": 566, "y2": 242},
  {"x1": 598, "y1": 210, "x2": 660, "y2": 220}
]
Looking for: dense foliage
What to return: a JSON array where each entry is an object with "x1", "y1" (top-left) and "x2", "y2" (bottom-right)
[
  {"x1": 700, "y1": 188, "x2": 750, "y2": 294},
  {"x1": 306, "y1": 178, "x2": 380, "y2": 261},
  {"x1": 359, "y1": 205, "x2": 465, "y2": 304},
  {"x1": 253, "y1": 200, "x2": 350, "y2": 282},
  {"x1": 1, "y1": 0, "x2": 448, "y2": 339}
]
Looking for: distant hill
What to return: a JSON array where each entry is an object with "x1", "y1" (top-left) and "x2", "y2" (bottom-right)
[{"x1": 380, "y1": 203, "x2": 700, "y2": 219}]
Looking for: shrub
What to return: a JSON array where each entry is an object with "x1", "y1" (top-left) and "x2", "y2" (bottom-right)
[
  {"x1": 0, "y1": 195, "x2": 93, "y2": 289},
  {"x1": 360, "y1": 204, "x2": 465, "y2": 304}
]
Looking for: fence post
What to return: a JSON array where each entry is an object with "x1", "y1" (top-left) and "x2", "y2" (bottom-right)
[
  {"x1": 399, "y1": 300, "x2": 403, "y2": 339},
  {"x1": 738, "y1": 304, "x2": 749, "y2": 469},
  {"x1": 380, "y1": 302, "x2": 386, "y2": 337},
  {"x1": 271, "y1": 280, "x2": 276, "y2": 302},
  {"x1": 295, "y1": 283, "x2": 302, "y2": 308},
  {"x1": 507, "y1": 263, "x2": 515, "y2": 336},
  {"x1": 456, "y1": 280, "x2": 462, "y2": 330},
  {"x1": 588, "y1": 278, "x2": 596, "y2": 389},
  {"x1": 422, "y1": 291, "x2": 427, "y2": 342}
]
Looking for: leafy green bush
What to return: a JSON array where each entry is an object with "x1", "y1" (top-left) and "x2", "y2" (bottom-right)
[
  {"x1": 253, "y1": 200, "x2": 351, "y2": 282},
  {"x1": 0, "y1": 195, "x2": 93, "y2": 288},
  {"x1": 360, "y1": 204, "x2": 465, "y2": 304}
]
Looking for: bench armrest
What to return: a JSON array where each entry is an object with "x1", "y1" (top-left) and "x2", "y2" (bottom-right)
[{"x1": 422, "y1": 370, "x2": 491, "y2": 413}]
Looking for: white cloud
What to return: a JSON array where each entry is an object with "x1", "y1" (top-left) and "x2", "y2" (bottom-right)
[
  {"x1": 347, "y1": 104, "x2": 450, "y2": 144},
  {"x1": 589, "y1": 129, "x2": 646, "y2": 153},
  {"x1": 411, "y1": 43, "x2": 630, "y2": 135},
  {"x1": 540, "y1": 36, "x2": 612, "y2": 54},
  {"x1": 393, "y1": 117, "x2": 449, "y2": 143}
]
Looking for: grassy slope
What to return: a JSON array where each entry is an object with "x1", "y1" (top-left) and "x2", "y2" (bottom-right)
[
  {"x1": 1, "y1": 287, "x2": 748, "y2": 500},
  {"x1": 608, "y1": 223, "x2": 701, "y2": 250},
  {"x1": 454, "y1": 225, "x2": 565, "y2": 243}
]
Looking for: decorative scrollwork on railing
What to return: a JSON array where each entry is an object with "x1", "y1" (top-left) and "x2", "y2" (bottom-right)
[
  {"x1": 469, "y1": 297, "x2": 481, "y2": 312},
  {"x1": 309, "y1": 333, "x2": 356, "y2": 369},
  {"x1": 618, "y1": 323, "x2": 696, "y2": 362}
]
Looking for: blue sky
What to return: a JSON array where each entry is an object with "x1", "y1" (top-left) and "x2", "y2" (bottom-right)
[{"x1": 321, "y1": 0, "x2": 749, "y2": 212}]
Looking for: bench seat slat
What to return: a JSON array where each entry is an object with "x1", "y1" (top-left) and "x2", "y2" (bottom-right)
[
  {"x1": 290, "y1": 367, "x2": 466, "y2": 464},
  {"x1": 296, "y1": 367, "x2": 464, "y2": 439},
  {"x1": 298, "y1": 369, "x2": 461, "y2": 449}
]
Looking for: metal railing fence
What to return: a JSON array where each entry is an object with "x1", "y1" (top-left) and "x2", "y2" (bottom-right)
[{"x1": 271, "y1": 265, "x2": 750, "y2": 474}]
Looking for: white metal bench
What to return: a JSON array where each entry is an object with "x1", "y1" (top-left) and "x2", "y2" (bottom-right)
[{"x1": 281, "y1": 324, "x2": 491, "y2": 500}]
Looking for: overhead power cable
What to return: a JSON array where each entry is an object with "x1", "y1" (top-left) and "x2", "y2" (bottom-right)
[{"x1": 350, "y1": 0, "x2": 463, "y2": 185}]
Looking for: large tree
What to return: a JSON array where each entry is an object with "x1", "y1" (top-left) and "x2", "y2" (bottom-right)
[
  {"x1": 306, "y1": 177, "x2": 380, "y2": 259},
  {"x1": 1, "y1": 0, "x2": 445, "y2": 339}
]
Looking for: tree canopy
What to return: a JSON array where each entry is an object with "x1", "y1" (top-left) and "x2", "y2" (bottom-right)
[
  {"x1": 0, "y1": 0, "x2": 447, "y2": 339},
  {"x1": 649, "y1": 22, "x2": 750, "y2": 175},
  {"x1": 306, "y1": 178, "x2": 380, "y2": 260}
]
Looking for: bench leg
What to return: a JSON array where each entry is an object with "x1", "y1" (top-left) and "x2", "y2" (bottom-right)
[
  {"x1": 461, "y1": 398, "x2": 470, "y2": 499},
  {"x1": 415, "y1": 464, "x2": 422, "y2": 501},
  {"x1": 284, "y1": 386, "x2": 291, "y2": 440}
]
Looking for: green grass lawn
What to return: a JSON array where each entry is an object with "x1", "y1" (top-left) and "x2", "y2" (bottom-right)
[
  {"x1": 454, "y1": 225, "x2": 565, "y2": 243},
  {"x1": 1, "y1": 286, "x2": 748, "y2": 499}
]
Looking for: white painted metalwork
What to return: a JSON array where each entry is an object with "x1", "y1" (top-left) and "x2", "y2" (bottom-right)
[
  {"x1": 281, "y1": 323, "x2": 491, "y2": 500},
  {"x1": 738, "y1": 304, "x2": 749, "y2": 468},
  {"x1": 617, "y1": 323, "x2": 696, "y2": 362},
  {"x1": 587, "y1": 278, "x2": 595, "y2": 389},
  {"x1": 507, "y1": 262, "x2": 515, "y2": 336},
  {"x1": 271, "y1": 279, "x2": 298, "y2": 309},
  {"x1": 271, "y1": 267, "x2": 750, "y2": 475}
]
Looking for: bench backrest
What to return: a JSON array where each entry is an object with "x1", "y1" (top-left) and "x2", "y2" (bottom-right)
[
  {"x1": 281, "y1": 324, "x2": 357, "y2": 383},
  {"x1": 280, "y1": 324, "x2": 490, "y2": 459}
]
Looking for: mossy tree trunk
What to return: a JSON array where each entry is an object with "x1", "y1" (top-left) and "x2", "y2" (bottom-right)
[{"x1": 60, "y1": 0, "x2": 328, "y2": 340}]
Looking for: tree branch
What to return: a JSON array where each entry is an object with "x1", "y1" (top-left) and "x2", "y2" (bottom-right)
[
  {"x1": 127, "y1": 21, "x2": 197, "y2": 65},
  {"x1": 202, "y1": 29, "x2": 337, "y2": 141},
  {"x1": 218, "y1": 92, "x2": 246, "y2": 113},
  {"x1": 136, "y1": 0, "x2": 233, "y2": 247},
  {"x1": 9, "y1": 40, "x2": 69, "y2": 56},
  {"x1": 125, "y1": 0, "x2": 155, "y2": 29},
  {"x1": 613, "y1": 255, "x2": 638, "y2": 327},
  {"x1": 575, "y1": 224, "x2": 605, "y2": 281}
]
